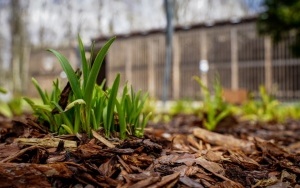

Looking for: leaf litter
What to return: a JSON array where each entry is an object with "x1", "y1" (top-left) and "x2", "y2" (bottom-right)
[{"x1": 0, "y1": 114, "x2": 300, "y2": 187}]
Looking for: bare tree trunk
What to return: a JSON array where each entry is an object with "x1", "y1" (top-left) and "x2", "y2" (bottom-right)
[
  {"x1": 0, "y1": 34, "x2": 4, "y2": 87},
  {"x1": 65, "y1": 0, "x2": 73, "y2": 45},
  {"x1": 162, "y1": 0, "x2": 174, "y2": 103},
  {"x1": 97, "y1": 1, "x2": 103, "y2": 33},
  {"x1": 21, "y1": 43, "x2": 31, "y2": 95},
  {"x1": 10, "y1": 0, "x2": 29, "y2": 96}
]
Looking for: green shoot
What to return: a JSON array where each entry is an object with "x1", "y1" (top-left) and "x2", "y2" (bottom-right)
[
  {"x1": 194, "y1": 76, "x2": 232, "y2": 131},
  {"x1": 241, "y1": 85, "x2": 283, "y2": 123}
]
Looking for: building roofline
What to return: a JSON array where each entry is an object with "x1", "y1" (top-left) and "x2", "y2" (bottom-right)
[{"x1": 92, "y1": 15, "x2": 258, "y2": 42}]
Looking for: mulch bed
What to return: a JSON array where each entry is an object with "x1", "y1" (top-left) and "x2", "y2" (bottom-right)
[{"x1": 0, "y1": 114, "x2": 300, "y2": 188}]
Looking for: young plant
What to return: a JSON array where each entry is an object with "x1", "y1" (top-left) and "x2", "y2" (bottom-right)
[
  {"x1": 0, "y1": 87, "x2": 7, "y2": 94},
  {"x1": 142, "y1": 97, "x2": 156, "y2": 120},
  {"x1": 0, "y1": 87, "x2": 27, "y2": 117},
  {"x1": 241, "y1": 85, "x2": 284, "y2": 123},
  {"x1": 141, "y1": 98, "x2": 173, "y2": 123},
  {"x1": 26, "y1": 36, "x2": 150, "y2": 139},
  {"x1": 116, "y1": 84, "x2": 151, "y2": 139},
  {"x1": 284, "y1": 103, "x2": 300, "y2": 120},
  {"x1": 169, "y1": 99, "x2": 195, "y2": 116},
  {"x1": 194, "y1": 76, "x2": 232, "y2": 131},
  {"x1": 0, "y1": 87, "x2": 12, "y2": 117},
  {"x1": 46, "y1": 36, "x2": 115, "y2": 136},
  {"x1": 24, "y1": 78, "x2": 65, "y2": 133},
  {"x1": 7, "y1": 97, "x2": 24, "y2": 116}
]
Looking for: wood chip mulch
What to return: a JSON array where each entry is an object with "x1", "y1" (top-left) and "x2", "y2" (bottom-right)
[{"x1": 0, "y1": 114, "x2": 300, "y2": 188}]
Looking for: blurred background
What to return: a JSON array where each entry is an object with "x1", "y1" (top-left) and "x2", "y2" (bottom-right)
[{"x1": 1, "y1": 0, "x2": 300, "y2": 101}]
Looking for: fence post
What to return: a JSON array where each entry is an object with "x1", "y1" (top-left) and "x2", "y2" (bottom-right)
[
  {"x1": 125, "y1": 42, "x2": 132, "y2": 85},
  {"x1": 264, "y1": 36, "x2": 272, "y2": 92},
  {"x1": 231, "y1": 27, "x2": 238, "y2": 90},
  {"x1": 200, "y1": 30, "x2": 208, "y2": 89},
  {"x1": 172, "y1": 34, "x2": 180, "y2": 99},
  {"x1": 147, "y1": 39, "x2": 156, "y2": 97}
]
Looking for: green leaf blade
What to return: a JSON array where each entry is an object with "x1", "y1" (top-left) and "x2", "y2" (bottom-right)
[
  {"x1": 105, "y1": 73, "x2": 120, "y2": 137},
  {"x1": 48, "y1": 49, "x2": 82, "y2": 99},
  {"x1": 84, "y1": 37, "x2": 115, "y2": 107},
  {"x1": 78, "y1": 35, "x2": 89, "y2": 89}
]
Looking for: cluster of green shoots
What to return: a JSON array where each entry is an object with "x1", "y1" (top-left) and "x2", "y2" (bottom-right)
[
  {"x1": 193, "y1": 76, "x2": 232, "y2": 130},
  {"x1": 240, "y1": 86, "x2": 280, "y2": 123},
  {"x1": 25, "y1": 36, "x2": 151, "y2": 139},
  {"x1": 240, "y1": 85, "x2": 300, "y2": 123},
  {"x1": 0, "y1": 87, "x2": 24, "y2": 117},
  {"x1": 170, "y1": 77, "x2": 300, "y2": 130},
  {"x1": 0, "y1": 87, "x2": 10, "y2": 117},
  {"x1": 147, "y1": 76, "x2": 233, "y2": 130},
  {"x1": 169, "y1": 99, "x2": 198, "y2": 116},
  {"x1": 0, "y1": 87, "x2": 6, "y2": 94}
]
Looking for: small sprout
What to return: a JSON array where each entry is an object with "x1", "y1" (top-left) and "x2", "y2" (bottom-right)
[{"x1": 194, "y1": 76, "x2": 232, "y2": 131}]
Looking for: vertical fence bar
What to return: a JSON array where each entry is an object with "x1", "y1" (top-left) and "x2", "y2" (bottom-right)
[
  {"x1": 147, "y1": 38, "x2": 156, "y2": 97},
  {"x1": 172, "y1": 34, "x2": 180, "y2": 99},
  {"x1": 231, "y1": 27, "x2": 238, "y2": 90},
  {"x1": 200, "y1": 30, "x2": 208, "y2": 89},
  {"x1": 264, "y1": 36, "x2": 272, "y2": 92},
  {"x1": 125, "y1": 41, "x2": 132, "y2": 85}
]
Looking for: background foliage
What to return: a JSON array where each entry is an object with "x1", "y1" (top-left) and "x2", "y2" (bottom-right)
[{"x1": 257, "y1": 0, "x2": 300, "y2": 56}]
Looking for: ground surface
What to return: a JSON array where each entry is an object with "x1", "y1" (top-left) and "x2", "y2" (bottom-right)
[{"x1": 0, "y1": 114, "x2": 300, "y2": 188}]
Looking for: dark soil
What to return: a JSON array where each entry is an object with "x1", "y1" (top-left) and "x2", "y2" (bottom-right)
[{"x1": 0, "y1": 114, "x2": 300, "y2": 188}]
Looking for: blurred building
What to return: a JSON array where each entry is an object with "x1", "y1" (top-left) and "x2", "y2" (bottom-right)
[
  {"x1": 0, "y1": 0, "x2": 265, "y2": 98},
  {"x1": 93, "y1": 16, "x2": 300, "y2": 101},
  {"x1": 25, "y1": 0, "x2": 299, "y2": 100}
]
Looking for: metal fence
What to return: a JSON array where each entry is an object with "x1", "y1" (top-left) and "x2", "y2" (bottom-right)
[{"x1": 104, "y1": 19, "x2": 300, "y2": 100}]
